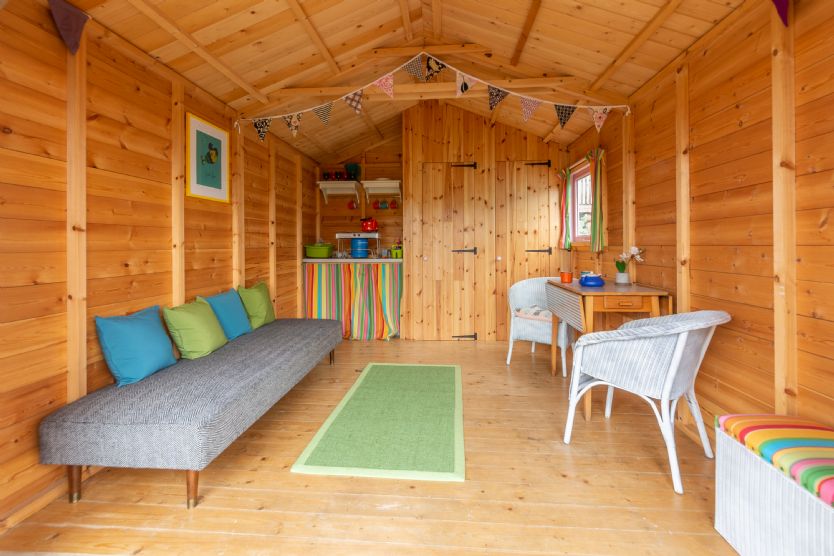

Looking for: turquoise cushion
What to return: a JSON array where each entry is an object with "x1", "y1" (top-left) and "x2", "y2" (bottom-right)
[
  {"x1": 198, "y1": 289, "x2": 252, "y2": 340},
  {"x1": 95, "y1": 306, "x2": 177, "y2": 387}
]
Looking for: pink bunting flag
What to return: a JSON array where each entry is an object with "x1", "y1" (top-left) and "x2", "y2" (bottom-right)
[
  {"x1": 373, "y1": 74, "x2": 395, "y2": 98},
  {"x1": 591, "y1": 107, "x2": 610, "y2": 132},
  {"x1": 520, "y1": 97, "x2": 541, "y2": 122}
]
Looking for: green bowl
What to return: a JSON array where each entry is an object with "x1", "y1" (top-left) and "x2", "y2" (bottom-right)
[{"x1": 305, "y1": 243, "x2": 333, "y2": 258}]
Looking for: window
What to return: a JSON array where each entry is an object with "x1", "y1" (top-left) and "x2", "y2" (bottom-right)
[{"x1": 571, "y1": 164, "x2": 592, "y2": 243}]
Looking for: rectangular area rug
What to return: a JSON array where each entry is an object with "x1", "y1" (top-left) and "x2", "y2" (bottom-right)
[{"x1": 291, "y1": 363, "x2": 464, "y2": 482}]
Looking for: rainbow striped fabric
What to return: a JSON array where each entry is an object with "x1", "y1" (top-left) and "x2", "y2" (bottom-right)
[
  {"x1": 718, "y1": 414, "x2": 834, "y2": 506},
  {"x1": 305, "y1": 263, "x2": 402, "y2": 341}
]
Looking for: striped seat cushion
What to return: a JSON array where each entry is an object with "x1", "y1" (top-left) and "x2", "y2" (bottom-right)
[
  {"x1": 718, "y1": 414, "x2": 834, "y2": 506},
  {"x1": 515, "y1": 304, "x2": 552, "y2": 322}
]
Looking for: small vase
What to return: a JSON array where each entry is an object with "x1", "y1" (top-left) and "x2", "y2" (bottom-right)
[{"x1": 615, "y1": 272, "x2": 631, "y2": 285}]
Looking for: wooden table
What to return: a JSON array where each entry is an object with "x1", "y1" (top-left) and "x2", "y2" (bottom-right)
[{"x1": 545, "y1": 280, "x2": 673, "y2": 420}]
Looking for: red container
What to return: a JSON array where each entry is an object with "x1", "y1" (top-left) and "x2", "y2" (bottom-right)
[
  {"x1": 361, "y1": 217, "x2": 379, "y2": 232},
  {"x1": 560, "y1": 271, "x2": 573, "y2": 283}
]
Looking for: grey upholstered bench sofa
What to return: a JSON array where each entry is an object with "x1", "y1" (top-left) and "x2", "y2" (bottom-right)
[{"x1": 40, "y1": 318, "x2": 342, "y2": 508}]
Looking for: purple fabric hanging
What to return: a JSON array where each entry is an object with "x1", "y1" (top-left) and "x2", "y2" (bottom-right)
[
  {"x1": 49, "y1": 0, "x2": 90, "y2": 54},
  {"x1": 772, "y1": 0, "x2": 789, "y2": 26}
]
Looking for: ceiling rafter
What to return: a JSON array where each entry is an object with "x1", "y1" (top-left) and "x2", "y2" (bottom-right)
[
  {"x1": 359, "y1": 43, "x2": 491, "y2": 59},
  {"x1": 285, "y1": 0, "x2": 341, "y2": 74},
  {"x1": 510, "y1": 0, "x2": 541, "y2": 66},
  {"x1": 124, "y1": 0, "x2": 268, "y2": 104},
  {"x1": 589, "y1": 0, "x2": 683, "y2": 91},
  {"x1": 396, "y1": 0, "x2": 413, "y2": 41},
  {"x1": 361, "y1": 110, "x2": 385, "y2": 140},
  {"x1": 432, "y1": 0, "x2": 442, "y2": 37}
]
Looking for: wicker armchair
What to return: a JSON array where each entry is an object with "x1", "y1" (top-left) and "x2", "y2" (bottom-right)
[
  {"x1": 563, "y1": 310, "x2": 731, "y2": 494},
  {"x1": 506, "y1": 277, "x2": 572, "y2": 375}
]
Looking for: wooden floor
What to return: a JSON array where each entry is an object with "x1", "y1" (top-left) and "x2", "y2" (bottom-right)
[{"x1": 0, "y1": 341, "x2": 734, "y2": 555}]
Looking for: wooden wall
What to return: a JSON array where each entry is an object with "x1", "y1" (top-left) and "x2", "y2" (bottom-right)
[
  {"x1": 0, "y1": 0, "x2": 318, "y2": 532},
  {"x1": 402, "y1": 101, "x2": 562, "y2": 341}
]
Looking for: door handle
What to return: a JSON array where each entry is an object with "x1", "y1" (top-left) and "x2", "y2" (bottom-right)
[
  {"x1": 525, "y1": 247, "x2": 553, "y2": 255},
  {"x1": 451, "y1": 247, "x2": 478, "y2": 255}
]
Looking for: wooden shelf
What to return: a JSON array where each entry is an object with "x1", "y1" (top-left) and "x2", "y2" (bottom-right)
[
  {"x1": 361, "y1": 179, "x2": 401, "y2": 203},
  {"x1": 317, "y1": 181, "x2": 360, "y2": 204}
]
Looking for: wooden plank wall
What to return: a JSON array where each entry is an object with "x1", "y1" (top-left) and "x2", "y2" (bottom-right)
[
  {"x1": 402, "y1": 101, "x2": 561, "y2": 341},
  {"x1": 0, "y1": 1, "x2": 69, "y2": 533},
  {"x1": 0, "y1": 0, "x2": 318, "y2": 532}
]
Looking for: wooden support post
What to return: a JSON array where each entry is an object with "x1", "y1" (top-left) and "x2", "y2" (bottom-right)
[
  {"x1": 295, "y1": 154, "x2": 304, "y2": 317},
  {"x1": 315, "y1": 166, "x2": 321, "y2": 241},
  {"x1": 67, "y1": 465, "x2": 82, "y2": 503},
  {"x1": 675, "y1": 64, "x2": 690, "y2": 313},
  {"x1": 186, "y1": 470, "x2": 199, "y2": 509},
  {"x1": 171, "y1": 82, "x2": 185, "y2": 305},
  {"x1": 622, "y1": 112, "x2": 636, "y2": 283},
  {"x1": 66, "y1": 31, "x2": 87, "y2": 403},
  {"x1": 771, "y1": 4, "x2": 797, "y2": 415},
  {"x1": 231, "y1": 114, "x2": 245, "y2": 288},
  {"x1": 268, "y1": 137, "x2": 278, "y2": 312}
]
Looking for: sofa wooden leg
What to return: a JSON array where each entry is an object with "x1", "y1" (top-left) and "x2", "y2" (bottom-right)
[
  {"x1": 67, "y1": 465, "x2": 82, "y2": 503},
  {"x1": 329, "y1": 349, "x2": 335, "y2": 365},
  {"x1": 186, "y1": 470, "x2": 199, "y2": 509}
]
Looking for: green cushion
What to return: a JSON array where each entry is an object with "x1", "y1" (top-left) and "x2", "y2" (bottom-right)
[
  {"x1": 162, "y1": 301, "x2": 228, "y2": 359},
  {"x1": 238, "y1": 282, "x2": 276, "y2": 329}
]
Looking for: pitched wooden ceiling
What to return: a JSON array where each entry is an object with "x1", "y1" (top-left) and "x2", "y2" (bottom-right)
[{"x1": 74, "y1": 0, "x2": 743, "y2": 162}]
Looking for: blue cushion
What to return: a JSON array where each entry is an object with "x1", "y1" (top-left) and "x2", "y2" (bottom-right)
[
  {"x1": 198, "y1": 289, "x2": 252, "y2": 340},
  {"x1": 95, "y1": 306, "x2": 177, "y2": 387}
]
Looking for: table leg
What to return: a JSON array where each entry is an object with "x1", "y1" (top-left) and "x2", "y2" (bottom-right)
[
  {"x1": 667, "y1": 295, "x2": 674, "y2": 315},
  {"x1": 583, "y1": 298, "x2": 595, "y2": 421},
  {"x1": 650, "y1": 296, "x2": 661, "y2": 318},
  {"x1": 550, "y1": 315, "x2": 559, "y2": 376}
]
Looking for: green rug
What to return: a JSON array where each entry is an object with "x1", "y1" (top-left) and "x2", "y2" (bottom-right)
[{"x1": 291, "y1": 363, "x2": 465, "y2": 482}]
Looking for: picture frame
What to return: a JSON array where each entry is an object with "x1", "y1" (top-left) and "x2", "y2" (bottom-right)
[{"x1": 186, "y1": 113, "x2": 229, "y2": 202}]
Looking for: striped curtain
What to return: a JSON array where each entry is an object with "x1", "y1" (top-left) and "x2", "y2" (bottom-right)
[
  {"x1": 559, "y1": 167, "x2": 572, "y2": 251},
  {"x1": 350, "y1": 263, "x2": 402, "y2": 340},
  {"x1": 305, "y1": 263, "x2": 352, "y2": 338},
  {"x1": 586, "y1": 148, "x2": 606, "y2": 253}
]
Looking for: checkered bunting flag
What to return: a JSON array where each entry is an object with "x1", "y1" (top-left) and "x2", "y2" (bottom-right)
[
  {"x1": 488, "y1": 85, "x2": 509, "y2": 111},
  {"x1": 520, "y1": 97, "x2": 541, "y2": 122},
  {"x1": 456, "y1": 71, "x2": 476, "y2": 96},
  {"x1": 312, "y1": 102, "x2": 333, "y2": 126},
  {"x1": 252, "y1": 118, "x2": 271, "y2": 141},
  {"x1": 554, "y1": 104, "x2": 576, "y2": 129},
  {"x1": 425, "y1": 56, "x2": 446, "y2": 80},
  {"x1": 403, "y1": 54, "x2": 425, "y2": 81},
  {"x1": 373, "y1": 74, "x2": 395, "y2": 98},
  {"x1": 283, "y1": 112, "x2": 302, "y2": 137},
  {"x1": 591, "y1": 107, "x2": 610, "y2": 132},
  {"x1": 344, "y1": 89, "x2": 364, "y2": 115}
]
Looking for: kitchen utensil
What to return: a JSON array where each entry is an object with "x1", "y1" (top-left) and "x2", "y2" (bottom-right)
[
  {"x1": 360, "y1": 217, "x2": 379, "y2": 232},
  {"x1": 304, "y1": 243, "x2": 333, "y2": 258},
  {"x1": 560, "y1": 272, "x2": 573, "y2": 283}
]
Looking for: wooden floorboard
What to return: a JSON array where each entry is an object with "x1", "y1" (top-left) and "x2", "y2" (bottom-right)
[{"x1": 0, "y1": 340, "x2": 734, "y2": 555}]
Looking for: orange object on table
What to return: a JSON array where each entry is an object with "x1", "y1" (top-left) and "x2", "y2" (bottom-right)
[{"x1": 560, "y1": 272, "x2": 573, "y2": 283}]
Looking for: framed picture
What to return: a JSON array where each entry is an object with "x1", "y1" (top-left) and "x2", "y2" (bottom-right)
[{"x1": 186, "y1": 113, "x2": 229, "y2": 202}]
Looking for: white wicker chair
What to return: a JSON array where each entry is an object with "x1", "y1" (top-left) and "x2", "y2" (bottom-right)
[
  {"x1": 563, "y1": 310, "x2": 731, "y2": 493},
  {"x1": 506, "y1": 277, "x2": 572, "y2": 375}
]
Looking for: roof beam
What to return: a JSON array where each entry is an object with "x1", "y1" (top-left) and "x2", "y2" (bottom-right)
[
  {"x1": 396, "y1": 0, "x2": 413, "y2": 41},
  {"x1": 124, "y1": 0, "x2": 268, "y2": 103},
  {"x1": 589, "y1": 0, "x2": 682, "y2": 91},
  {"x1": 432, "y1": 0, "x2": 442, "y2": 37},
  {"x1": 359, "y1": 43, "x2": 491, "y2": 59},
  {"x1": 510, "y1": 0, "x2": 541, "y2": 66},
  {"x1": 285, "y1": 0, "x2": 341, "y2": 74}
]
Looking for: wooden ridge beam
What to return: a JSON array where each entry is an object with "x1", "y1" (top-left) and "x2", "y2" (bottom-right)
[
  {"x1": 359, "y1": 43, "x2": 491, "y2": 58},
  {"x1": 591, "y1": 0, "x2": 682, "y2": 91},
  {"x1": 285, "y1": 0, "x2": 340, "y2": 74},
  {"x1": 125, "y1": 0, "x2": 268, "y2": 104},
  {"x1": 511, "y1": 0, "x2": 542, "y2": 66},
  {"x1": 397, "y1": 0, "x2": 413, "y2": 41}
]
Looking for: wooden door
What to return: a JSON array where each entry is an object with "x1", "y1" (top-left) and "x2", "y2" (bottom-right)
[{"x1": 417, "y1": 162, "x2": 476, "y2": 340}]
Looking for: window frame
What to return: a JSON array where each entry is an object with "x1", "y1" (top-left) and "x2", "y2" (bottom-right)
[{"x1": 570, "y1": 162, "x2": 592, "y2": 244}]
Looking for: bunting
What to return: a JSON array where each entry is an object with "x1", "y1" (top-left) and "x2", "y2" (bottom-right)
[
  {"x1": 283, "y1": 113, "x2": 302, "y2": 137},
  {"x1": 48, "y1": 0, "x2": 89, "y2": 54},
  {"x1": 591, "y1": 107, "x2": 609, "y2": 132},
  {"x1": 772, "y1": 0, "x2": 789, "y2": 26},
  {"x1": 313, "y1": 102, "x2": 333, "y2": 126},
  {"x1": 344, "y1": 90, "x2": 364, "y2": 114},
  {"x1": 403, "y1": 54, "x2": 425, "y2": 81},
  {"x1": 520, "y1": 97, "x2": 541, "y2": 122},
  {"x1": 425, "y1": 56, "x2": 446, "y2": 80},
  {"x1": 373, "y1": 74, "x2": 395, "y2": 98},
  {"x1": 253, "y1": 118, "x2": 271, "y2": 141},
  {"x1": 555, "y1": 104, "x2": 576, "y2": 129},
  {"x1": 456, "y1": 71, "x2": 476, "y2": 96},
  {"x1": 488, "y1": 86, "x2": 509, "y2": 111}
]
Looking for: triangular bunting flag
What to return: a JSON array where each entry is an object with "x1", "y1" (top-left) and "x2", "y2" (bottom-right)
[
  {"x1": 373, "y1": 74, "x2": 394, "y2": 98},
  {"x1": 488, "y1": 86, "x2": 509, "y2": 111},
  {"x1": 772, "y1": 0, "x2": 789, "y2": 26},
  {"x1": 313, "y1": 102, "x2": 333, "y2": 126},
  {"x1": 554, "y1": 104, "x2": 576, "y2": 129},
  {"x1": 591, "y1": 107, "x2": 609, "y2": 132},
  {"x1": 344, "y1": 90, "x2": 364, "y2": 114},
  {"x1": 456, "y1": 71, "x2": 476, "y2": 97},
  {"x1": 48, "y1": 0, "x2": 90, "y2": 54},
  {"x1": 283, "y1": 113, "x2": 302, "y2": 137},
  {"x1": 425, "y1": 56, "x2": 446, "y2": 80},
  {"x1": 403, "y1": 54, "x2": 425, "y2": 81},
  {"x1": 520, "y1": 97, "x2": 541, "y2": 122},
  {"x1": 252, "y1": 118, "x2": 271, "y2": 141}
]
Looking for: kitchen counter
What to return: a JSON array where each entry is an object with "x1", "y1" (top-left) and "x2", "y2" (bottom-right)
[{"x1": 302, "y1": 258, "x2": 402, "y2": 264}]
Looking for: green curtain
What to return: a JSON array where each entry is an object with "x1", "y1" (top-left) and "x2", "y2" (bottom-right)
[
  {"x1": 559, "y1": 167, "x2": 572, "y2": 251},
  {"x1": 586, "y1": 148, "x2": 606, "y2": 253}
]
